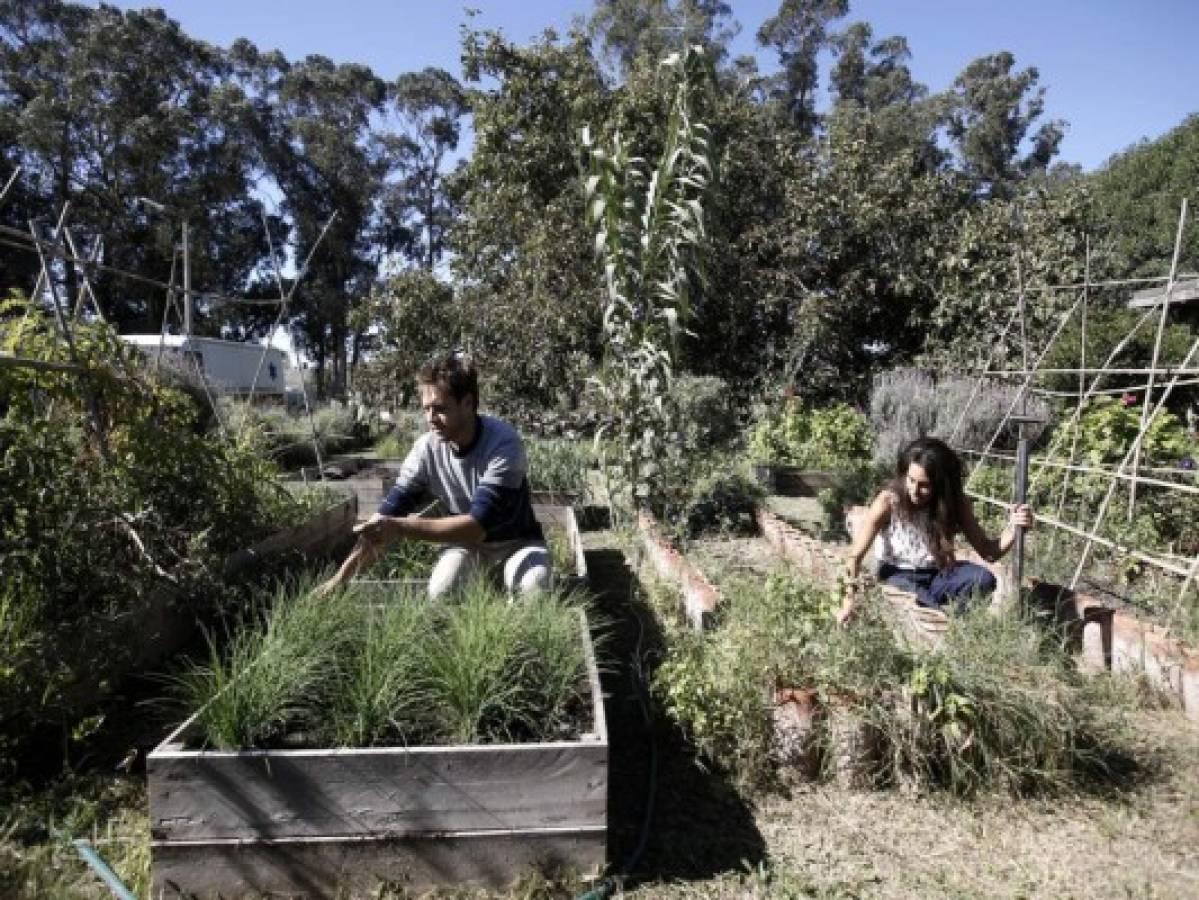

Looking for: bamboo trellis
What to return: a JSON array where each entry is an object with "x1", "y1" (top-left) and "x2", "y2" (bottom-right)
[
  {"x1": 1, "y1": 172, "x2": 338, "y2": 478},
  {"x1": 951, "y1": 197, "x2": 1199, "y2": 613}
]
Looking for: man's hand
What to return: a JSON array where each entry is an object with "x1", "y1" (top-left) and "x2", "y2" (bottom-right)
[
  {"x1": 353, "y1": 513, "x2": 403, "y2": 547},
  {"x1": 312, "y1": 536, "x2": 382, "y2": 600}
]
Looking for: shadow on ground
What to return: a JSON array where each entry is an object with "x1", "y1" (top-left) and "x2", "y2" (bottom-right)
[{"x1": 583, "y1": 543, "x2": 766, "y2": 888}]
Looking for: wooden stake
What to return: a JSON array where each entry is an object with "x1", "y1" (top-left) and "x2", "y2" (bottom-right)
[{"x1": 1130, "y1": 198, "x2": 1189, "y2": 520}]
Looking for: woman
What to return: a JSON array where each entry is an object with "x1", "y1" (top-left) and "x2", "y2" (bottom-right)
[{"x1": 839, "y1": 437, "x2": 1034, "y2": 624}]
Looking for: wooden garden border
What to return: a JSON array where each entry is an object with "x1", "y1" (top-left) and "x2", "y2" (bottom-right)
[
  {"x1": 146, "y1": 609, "x2": 608, "y2": 897},
  {"x1": 752, "y1": 465, "x2": 839, "y2": 497}
]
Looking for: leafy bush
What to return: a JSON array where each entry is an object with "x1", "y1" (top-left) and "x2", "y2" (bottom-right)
[
  {"x1": 748, "y1": 398, "x2": 873, "y2": 468},
  {"x1": 816, "y1": 462, "x2": 888, "y2": 538},
  {"x1": 0, "y1": 297, "x2": 307, "y2": 768},
  {"x1": 675, "y1": 463, "x2": 765, "y2": 541},
  {"x1": 172, "y1": 578, "x2": 594, "y2": 748},
  {"x1": 1071, "y1": 395, "x2": 1192, "y2": 466},
  {"x1": 870, "y1": 367, "x2": 1049, "y2": 467},
  {"x1": 672, "y1": 374, "x2": 737, "y2": 447}
]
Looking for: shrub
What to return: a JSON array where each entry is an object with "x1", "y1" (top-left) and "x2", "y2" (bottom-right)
[
  {"x1": 676, "y1": 463, "x2": 765, "y2": 541},
  {"x1": 526, "y1": 438, "x2": 593, "y2": 497},
  {"x1": 0, "y1": 297, "x2": 307, "y2": 769},
  {"x1": 748, "y1": 398, "x2": 873, "y2": 469},
  {"x1": 870, "y1": 367, "x2": 1049, "y2": 467},
  {"x1": 672, "y1": 374, "x2": 737, "y2": 447}
]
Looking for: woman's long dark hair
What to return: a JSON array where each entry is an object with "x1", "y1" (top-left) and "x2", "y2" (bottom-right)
[{"x1": 890, "y1": 437, "x2": 967, "y2": 569}]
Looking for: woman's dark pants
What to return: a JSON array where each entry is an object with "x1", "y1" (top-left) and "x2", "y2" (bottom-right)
[{"x1": 878, "y1": 562, "x2": 998, "y2": 612}]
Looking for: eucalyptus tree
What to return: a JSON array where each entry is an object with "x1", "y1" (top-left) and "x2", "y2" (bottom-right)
[
  {"x1": 588, "y1": 0, "x2": 737, "y2": 78},
  {"x1": 756, "y1": 0, "x2": 849, "y2": 137},
  {"x1": 449, "y1": 27, "x2": 610, "y2": 416},
  {"x1": 0, "y1": 0, "x2": 267, "y2": 331},
  {"x1": 943, "y1": 51, "x2": 1065, "y2": 199},
  {"x1": 228, "y1": 41, "x2": 388, "y2": 396},
  {"x1": 381, "y1": 67, "x2": 466, "y2": 272}
]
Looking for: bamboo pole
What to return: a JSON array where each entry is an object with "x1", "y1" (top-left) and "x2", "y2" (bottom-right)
[
  {"x1": 984, "y1": 366, "x2": 1199, "y2": 376},
  {"x1": 957, "y1": 448, "x2": 1199, "y2": 495},
  {"x1": 1069, "y1": 331, "x2": 1199, "y2": 590},
  {"x1": 0, "y1": 166, "x2": 20, "y2": 207},
  {"x1": 1029, "y1": 377, "x2": 1199, "y2": 398},
  {"x1": 968, "y1": 491, "x2": 1198, "y2": 581},
  {"x1": 1049, "y1": 240, "x2": 1091, "y2": 556},
  {"x1": 964, "y1": 293, "x2": 1084, "y2": 491},
  {"x1": 1026, "y1": 305, "x2": 1159, "y2": 497},
  {"x1": 0, "y1": 221, "x2": 283, "y2": 308},
  {"x1": 64, "y1": 229, "x2": 105, "y2": 323},
  {"x1": 1130, "y1": 199, "x2": 1189, "y2": 520},
  {"x1": 28, "y1": 219, "x2": 110, "y2": 459}
]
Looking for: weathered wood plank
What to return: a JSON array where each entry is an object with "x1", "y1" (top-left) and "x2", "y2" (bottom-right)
[
  {"x1": 151, "y1": 828, "x2": 606, "y2": 897},
  {"x1": 149, "y1": 741, "x2": 607, "y2": 841}
]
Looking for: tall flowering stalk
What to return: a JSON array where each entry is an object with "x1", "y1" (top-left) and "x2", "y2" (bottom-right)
[{"x1": 581, "y1": 46, "x2": 716, "y2": 515}]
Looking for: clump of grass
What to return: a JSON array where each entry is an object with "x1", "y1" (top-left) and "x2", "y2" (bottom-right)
[
  {"x1": 424, "y1": 577, "x2": 526, "y2": 744},
  {"x1": 511, "y1": 591, "x2": 591, "y2": 740},
  {"x1": 364, "y1": 539, "x2": 440, "y2": 580},
  {"x1": 316, "y1": 597, "x2": 436, "y2": 748},
  {"x1": 172, "y1": 577, "x2": 593, "y2": 749},
  {"x1": 170, "y1": 578, "x2": 359, "y2": 749}
]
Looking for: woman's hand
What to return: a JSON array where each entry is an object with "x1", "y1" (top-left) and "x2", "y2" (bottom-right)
[
  {"x1": 837, "y1": 573, "x2": 862, "y2": 627},
  {"x1": 1009, "y1": 504, "x2": 1034, "y2": 530}
]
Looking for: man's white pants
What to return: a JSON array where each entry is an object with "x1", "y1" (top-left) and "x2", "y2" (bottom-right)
[{"x1": 427, "y1": 539, "x2": 551, "y2": 599}]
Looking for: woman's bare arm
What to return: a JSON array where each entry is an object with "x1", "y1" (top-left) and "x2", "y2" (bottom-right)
[{"x1": 838, "y1": 491, "x2": 892, "y2": 625}]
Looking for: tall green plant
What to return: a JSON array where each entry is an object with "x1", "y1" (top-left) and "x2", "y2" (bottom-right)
[{"x1": 581, "y1": 45, "x2": 717, "y2": 515}]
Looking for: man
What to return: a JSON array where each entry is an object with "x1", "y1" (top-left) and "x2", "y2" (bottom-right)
[{"x1": 318, "y1": 352, "x2": 550, "y2": 597}]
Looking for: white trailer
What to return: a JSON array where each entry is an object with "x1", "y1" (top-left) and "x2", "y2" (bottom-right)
[{"x1": 120, "y1": 335, "x2": 289, "y2": 396}]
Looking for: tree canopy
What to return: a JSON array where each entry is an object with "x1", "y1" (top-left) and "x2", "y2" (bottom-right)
[{"x1": 3, "y1": 0, "x2": 1189, "y2": 412}]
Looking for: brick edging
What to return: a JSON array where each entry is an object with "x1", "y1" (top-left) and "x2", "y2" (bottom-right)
[
  {"x1": 755, "y1": 507, "x2": 845, "y2": 582},
  {"x1": 636, "y1": 511, "x2": 721, "y2": 631}
]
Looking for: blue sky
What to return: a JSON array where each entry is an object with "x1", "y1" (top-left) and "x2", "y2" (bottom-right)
[{"x1": 93, "y1": 0, "x2": 1198, "y2": 172}]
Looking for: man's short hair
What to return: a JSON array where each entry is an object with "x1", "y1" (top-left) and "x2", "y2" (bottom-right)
[{"x1": 417, "y1": 351, "x2": 478, "y2": 405}]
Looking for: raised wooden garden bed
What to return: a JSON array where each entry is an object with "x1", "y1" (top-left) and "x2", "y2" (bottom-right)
[
  {"x1": 147, "y1": 609, "x2": 608, "y2": 897},
  {"x1": 223, "y1": 494, "x2": 358, "y2": 576},
  {"x1": 753, "y1": 465, "x2": 839, "y2": 497}
]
